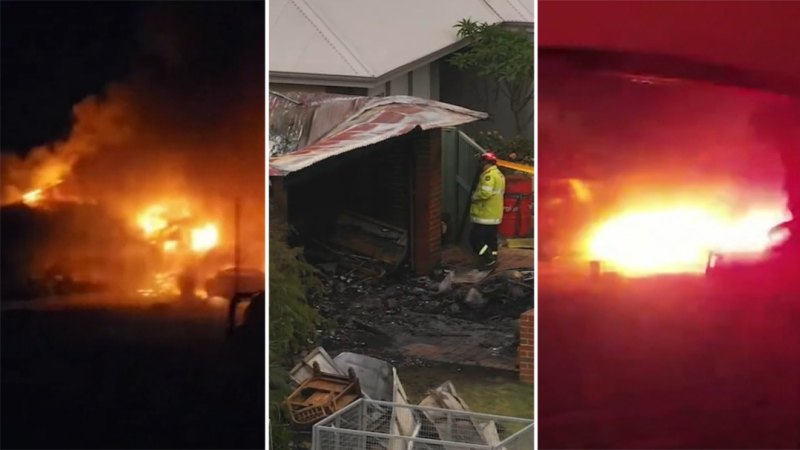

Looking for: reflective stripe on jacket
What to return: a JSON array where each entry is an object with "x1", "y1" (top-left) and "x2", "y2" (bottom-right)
[{"x1": 470, "y1": 165, "x2": 506, "y2": 225}]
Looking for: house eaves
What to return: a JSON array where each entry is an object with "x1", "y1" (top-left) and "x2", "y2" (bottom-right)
[
  {"x1": 270, "y1": 39, "x2": 473, "y2": 89},
  {"x1": 270, "y1": 0, "x2": 533, "y2": 87}
]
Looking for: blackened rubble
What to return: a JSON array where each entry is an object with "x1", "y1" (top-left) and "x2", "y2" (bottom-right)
[{"x1": 308, "y1": 246, "x2": 533, "y2": 370}]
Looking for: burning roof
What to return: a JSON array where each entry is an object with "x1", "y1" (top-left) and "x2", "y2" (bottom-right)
[{"x1": 268, "y1": 92, "x2": 487, "y2": 176}]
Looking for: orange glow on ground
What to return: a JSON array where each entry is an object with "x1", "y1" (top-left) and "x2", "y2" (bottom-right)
[{"x1": 587, "y1": 205, "x2": 790, "y2": 276}]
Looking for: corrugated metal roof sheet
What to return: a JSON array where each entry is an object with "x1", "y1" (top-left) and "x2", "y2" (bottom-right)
[
  {"x1": 269, "y1": 0, "x2": 533, "y2": 82},
  {"x1": 269, "y1": 92, "x2": 487, "y2": 176}
]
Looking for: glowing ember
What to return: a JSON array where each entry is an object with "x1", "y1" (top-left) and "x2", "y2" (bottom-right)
[
  {"x1": 191, "y1": 223, "x2": 219, "y2": 253},
  {"x1": 137, "y1": 272, "x2": 180, "y2": 297},
  {"x1": 22, "y1": 189, "x2": 43, "y2": 206},
  {"x1": 587, "y1": 205, "x2": 790, "y2": 276}
]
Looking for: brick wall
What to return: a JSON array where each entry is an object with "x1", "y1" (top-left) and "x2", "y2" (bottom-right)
[
  {"x1": 412, "y1": 130, "x2": 442, "y2": 275},
  {"x1": 519, "y1": 308, "x2": 534, "y2": 384}
]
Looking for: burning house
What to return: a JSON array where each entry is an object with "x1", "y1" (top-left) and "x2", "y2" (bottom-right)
[
  {"x1": 269, "y1": 92, "x2": 487, "y2": 275},
  {"x1": 0, "y1": 2, "x2": 265, "y2": 302}
]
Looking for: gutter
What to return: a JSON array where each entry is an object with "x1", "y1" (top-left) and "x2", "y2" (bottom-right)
[
  {"x1": 270, "y1": 19, "x2": 533, "y2": 90},
  {"x1": 270, "y1": 40, "x2": 473, "y2": 90}
]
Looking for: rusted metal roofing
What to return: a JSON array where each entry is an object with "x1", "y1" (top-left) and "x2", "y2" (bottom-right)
[{"x1": 269, "y1": 92, "x2": 487, "y2": 176}]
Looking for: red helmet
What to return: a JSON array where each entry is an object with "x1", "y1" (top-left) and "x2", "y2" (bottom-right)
[{"x1": 481, "y1": 152, "x2": 497, "y2": 163}]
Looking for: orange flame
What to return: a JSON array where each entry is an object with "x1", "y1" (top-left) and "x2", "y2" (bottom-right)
[
  {"x1": 22, "y1": 189, "x2": 43, "y2": 206},
  {"x1": 19, "y1": 179, "x2": 64, "y2": 207},
  {"x1": 136, "y1": 203, "x2": 220, "y2": 252},
  {"x1": 163, "y1": 240, "x2": 179, "y2": 252},
  {"x1": 137, "y1": 204, "x2": 171, "y2": 237},
  {"x1": 134, "y1": 201, "x2": 220, "y2": 298},
  {"x1": 190, "y1": 223, "x2": 219, "y2": 253}
]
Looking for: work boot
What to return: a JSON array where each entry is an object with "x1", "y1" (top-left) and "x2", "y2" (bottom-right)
[{"x1": 478, "y1": 254, "x2": 497, "y2": 271}]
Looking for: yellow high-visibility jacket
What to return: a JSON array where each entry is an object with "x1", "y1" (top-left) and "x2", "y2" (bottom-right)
[{"x1": 470, "y1": 165, "x2": 506, "y2": 225}]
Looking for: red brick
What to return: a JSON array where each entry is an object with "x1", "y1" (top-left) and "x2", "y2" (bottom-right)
[
  {"x1": 517, "y1": 308, "x2": 536, "y2": 383},
  {"x1": 520, "y1": 374, "x2": 534, "y2": 385},
  {"x1": 412, "y1": 130, "x2": 442, "y2": 275}
]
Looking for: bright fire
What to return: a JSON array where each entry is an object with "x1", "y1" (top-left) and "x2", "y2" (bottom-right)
[
  {"x1": 22, "y1": 189, "x2": 43, "y2": 206},
  {"x1": 20, "y1": 179, "x2": 63, "y2": 207},
  {"x1": 191, "y1": 223, "x2": 219, "y2": 253},
  {"x1": 587, "y1": 205, "x2": 790, "y2": 276},
  {"x1": 134, "y1": 202, "x2": 221, "y2": 298},
  {"x1": 137, "y1": 204, "x2": 172, "y2": 237},
  {"x1": 163, "y1": 240, "x2": 178, "y2": 252},
  {"x1": 135, "y1": 202, "x2": 219, "y2": 254}
]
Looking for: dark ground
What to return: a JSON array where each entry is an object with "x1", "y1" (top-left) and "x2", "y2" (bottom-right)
[
  {"x1": 1, "y1": 299, "x2": 264, "y2": 449},
  {"x1": 539, "y1": 273, "x2": 800, "y2": 449},
  {"x1": 310, "y1": 246, "x2": 533, "y2": 370}
]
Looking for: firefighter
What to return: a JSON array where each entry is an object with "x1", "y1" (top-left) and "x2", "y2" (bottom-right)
[{"x1": 469, "y1": 152, "x2": 506, "y2": 269}]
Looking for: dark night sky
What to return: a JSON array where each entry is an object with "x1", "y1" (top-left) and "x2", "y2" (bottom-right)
[
  {"x1": 1, "y1": 1, "x2": 265, "y2": 155},
  {"x1": 1, "y1": 1, "x2": 141, "y2": 153}
]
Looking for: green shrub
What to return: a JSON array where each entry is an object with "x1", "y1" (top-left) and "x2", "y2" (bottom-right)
[{"x1": 268, "y1": 220, "x2": 321, "y2": 448}]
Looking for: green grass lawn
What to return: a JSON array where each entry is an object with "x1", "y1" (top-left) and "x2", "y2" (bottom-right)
[{"x1": 398, "y1": 364, "x2": 534, "y2": 420}]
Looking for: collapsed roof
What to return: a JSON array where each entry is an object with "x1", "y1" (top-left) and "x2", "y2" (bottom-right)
[{"x1": 269, "y1": 92, "x2": 488, "y2": 176}]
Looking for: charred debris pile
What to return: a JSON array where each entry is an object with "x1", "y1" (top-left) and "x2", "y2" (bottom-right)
[{"x1": 293, "y1": 216, "x2": 533, "y2": 367}]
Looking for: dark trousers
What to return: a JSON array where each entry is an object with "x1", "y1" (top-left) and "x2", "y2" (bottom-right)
[{"x1": 469, "y1": 223, "x2": 498, "y2": 261}]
